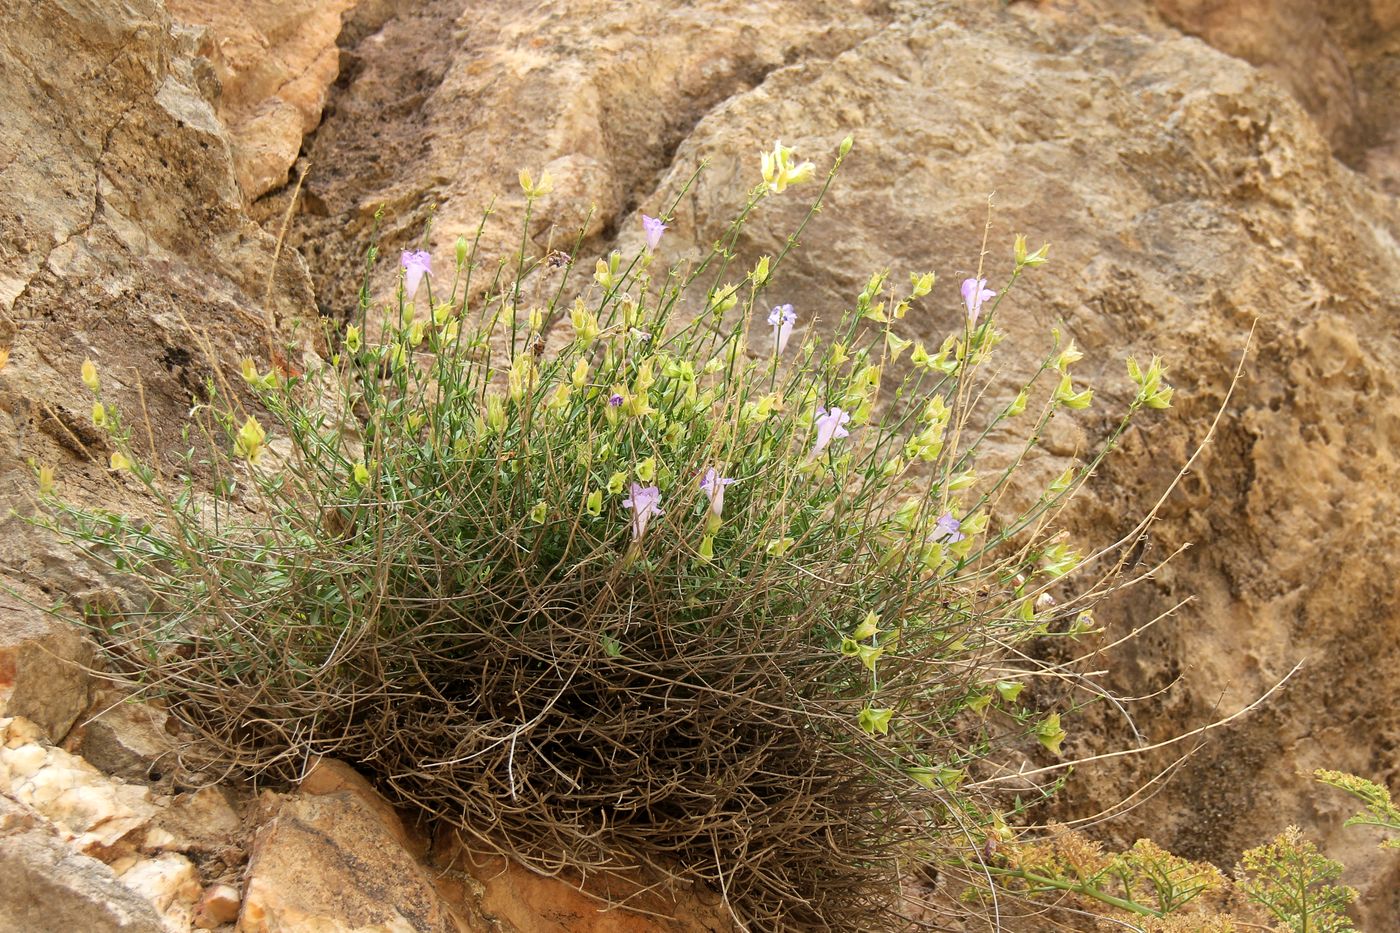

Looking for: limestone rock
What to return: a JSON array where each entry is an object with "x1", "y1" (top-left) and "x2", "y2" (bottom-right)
[
  {"x1": 0, "y1": 716, "x2": 159, "y2": 858},
  {"x1": 0, "y1": 0, "x2": 316, "y2": 802},
  {"x1": 641, "y1": 3, "x2": 1400, "y2": 922},
  {"x1": 287, "y1": 0, "x2": 896, "y2": 316},
  {"x1": 0, "y1": 601, "x2": 92, "y2": 741},
  {"x1": 0, "y1": 716, "x2": 250, "y2": 929},
  {"x1": 0, "y1": 717, "x2": 212, "y2": 930},
  {"x1": 1150, "y1": 0, "x2": 1400, "y2": 191},
  {"x1": 73, "y1": 693, "x2": 181, "y2": 783},
  {"x1": 167, "y1": 0, "x2": 360, "y2": 200},
  {"x1": 0, "y1": 0, "x2": 314, "y2": 552},
  {"x1": 116, "y1": 851, "x2": 205, "y2": 932},
  {"x1": 0, "y1": 795, "x2": 168, "y2": 933}
]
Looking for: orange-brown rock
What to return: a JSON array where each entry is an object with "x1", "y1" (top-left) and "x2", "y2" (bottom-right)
[
  {"x1": 1151, "y1": 0, "x2": 1400, "y2": 191},
  {"x1": 194, "y1": 883, "x2": 243, "y2": 929},
  {"x1": 298, "y1": 755, "x2": 424, "y2": 856},
  {"x1": 242, "y1": 759, "x2": 734, "y2": 933},
  {"x1": 239, "y1": 785, "x2": 464, "y2": 932},
  {"x1": 167, "y1": 0, "x2": 360, "y2": 200},
  {"x1": 430, "y1": 836, "x2": 736, "y2": 933}
]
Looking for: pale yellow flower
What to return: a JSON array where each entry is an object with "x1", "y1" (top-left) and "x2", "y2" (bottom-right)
[
  {"x1": 233, "y1": 416, "x2": 267, "y2": 464},
  {"x1": 760, "y1": 140, "x2": 815, "y2": 194}
]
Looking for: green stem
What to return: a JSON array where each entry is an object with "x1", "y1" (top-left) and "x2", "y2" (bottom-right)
[{"x1": 982, "y1": 865, "x2": 1163, "y2": 919}]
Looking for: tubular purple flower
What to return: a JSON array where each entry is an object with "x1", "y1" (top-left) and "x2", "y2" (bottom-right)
[
  {"x1": 641, "y1": 214, "x2": 667, "y2": 253},
  {"x1": 608, "y1": 393, "x2": 625, "y2": 407},
  {"x1": 933, "y1": 512, "x2": 965, "y2": 544},
  {"x1": 811, "y1": 406, "x2": 851, "y2": 458},
  {"x1": 960, "y1": 277, "x2": 995, "y2": 327},
  {"x1": 699, "y1": 468, "x2": 737, "y2": 517},
  {"x1": 402, "y1": 250, "x2": 432, "y2": 300},
  {"x1": 622, "y1": 483, "x2": 663, "y2": 540},
  {"x1": 767, "y1": 304, "x2": 796, "y2": 355}
]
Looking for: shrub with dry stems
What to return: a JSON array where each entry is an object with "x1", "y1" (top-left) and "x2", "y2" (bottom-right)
[{"x1": 41, "y1": 141, "x2": 1177, "y2": 930}]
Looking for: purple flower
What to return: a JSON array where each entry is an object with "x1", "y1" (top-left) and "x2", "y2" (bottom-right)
[
  {"x1": 699, "y1": 467, "x2": 737, "y2": 518},
  {"x1": 608, "y1": 393, "x2": 625, "y2": 407},
  {"x1": 960, "y1": 277, "x2": 995, "y2": 327},
  {"x1": 811, "y1": 405, "x2": 851, "y2": 458},
  {"x1": 622, "y1": 483, "x2": 663, "y2": 540},
  {"x1": 767, "y1": 303, "x2": 796, "y2": 355},
  {"x1": 641, "y1": 214, "x2": 667, "y2": 253},
  {"x1": 401, "y1": 250, "x2": 432, "y2": 300},
  {"x1": 932, "y1": 512, "x2": 965, "y2": 544}
]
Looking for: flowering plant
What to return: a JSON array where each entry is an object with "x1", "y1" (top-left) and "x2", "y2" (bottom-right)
[{"x1": 40, "y1": 138, "x2": 1174, "y2": 930}]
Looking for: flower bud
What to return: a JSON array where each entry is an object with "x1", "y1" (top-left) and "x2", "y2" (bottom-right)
[
  {"x1": 852, "y1": 611, "x2": 880, "y2": 640},
  {"x1": 712, "y1": 284, "x2": 740, "y2": 314},
  {"x1": 909, "y1": 271, "x2": 935, "y2": 298},
  {"x1": 81, "y1": 359, "x2": 99, "y2": 393},
  {"x1": 1006, "y1": 389, "x2": 1028, "y2": 417}
]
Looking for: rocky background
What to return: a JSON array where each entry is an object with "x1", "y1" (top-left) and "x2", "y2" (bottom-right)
[{"x1": 1, "y1": 0, "x2": 1397, "y2": 930}]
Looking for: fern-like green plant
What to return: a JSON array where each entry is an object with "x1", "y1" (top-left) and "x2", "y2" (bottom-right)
[
  {"x1": 1315, "y1": 769, "x2": 1400, "y2": 850},
  {"x1": 980, "y1": 828, "x2": 1222, "y2": 921},
  {"x1": 1110, "y1": 838, "x2": 1223, "y2": 916},
  {"x1": 1236, "y1": 827, "x2": 1357, "y2": 933}
]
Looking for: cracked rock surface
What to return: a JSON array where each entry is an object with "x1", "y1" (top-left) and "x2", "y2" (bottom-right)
[{"x1": 0, "y1": 0, "x2": 315, "y2": 615}]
